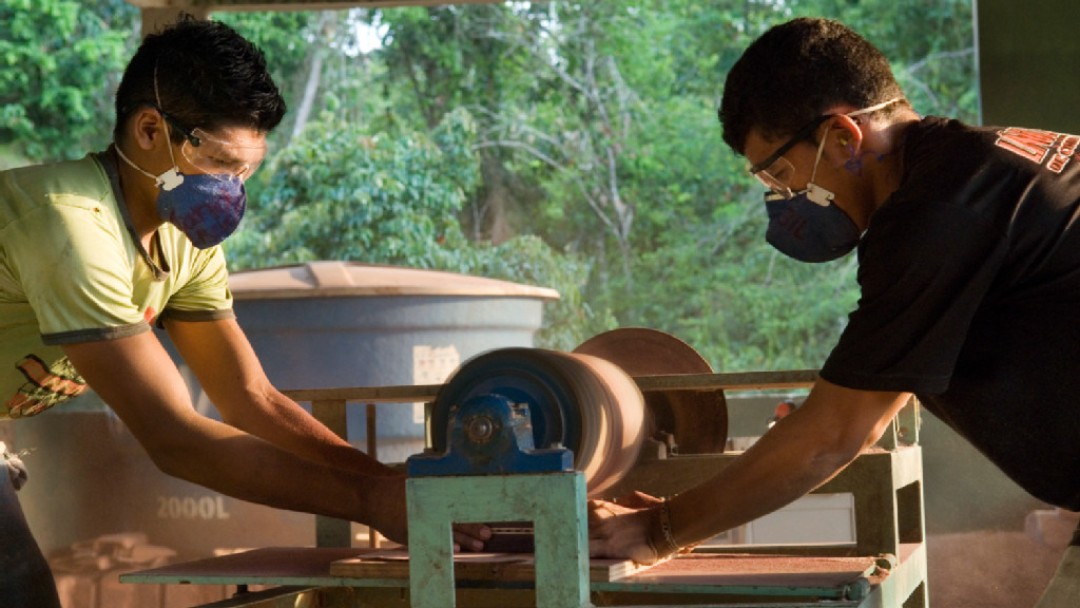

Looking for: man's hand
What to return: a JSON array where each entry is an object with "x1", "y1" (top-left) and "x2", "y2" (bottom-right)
[
  {"x1": 452, "y1": 523, "x2": 492, "y2": 552},
  {"x1": 587, "y1": 491, "x2": 673, "y2": 565},
  {"x1": 368, "y1": 474, "x2": 491, "y2": 550}
]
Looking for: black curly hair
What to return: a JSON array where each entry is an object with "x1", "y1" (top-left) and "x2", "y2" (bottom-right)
[
  {"x1": 113, "y1": 14, "x2": 286, "y2": 140},
  {"x1": 719, "y1": 18, "x2": 907, "y2": 155}
]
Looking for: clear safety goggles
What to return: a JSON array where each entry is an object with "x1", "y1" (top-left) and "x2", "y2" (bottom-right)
[{"x1": 159, "y1": 109, "x2": 266, "y2": 182}]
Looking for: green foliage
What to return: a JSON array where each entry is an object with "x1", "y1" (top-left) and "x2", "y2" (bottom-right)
[
  {"x1": 237, "y1": 0, "x2": 977, "y2": 366},
  {"x1": 217, "y1": 10, "x2": 316, "y2": 149},
  {"x1": 228, "y1": 106, "x2": 604, "y2": 349},
  {"x1": 228, "y1": 107, "x2": 479, "y2": 269},
  {"x1": 621, "y1": 195, "x2": 860, "y2": 371},
  {"x1": 444, "y1": 235, "x2": 617, "y2": 351},
  {"x1": 0, "y1": 0, "x2": 137, "y2": 161},
  {"x1": 9, "y1": 1, "x2": 981, "y2": 370}
]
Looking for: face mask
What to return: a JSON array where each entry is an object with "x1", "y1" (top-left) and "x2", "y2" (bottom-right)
[
  {"x1": 763, "y1": 122, "x2": 862, "y2": 263},
  {"x1": 764, "y1": 189, "x2": 861, "y2": 263},
  {"x1": 115, "y1": 146, "x2": 247, "y2": 249},
  {"x1": 155, "y1": 171, "x2": 246, "y2": 249}
]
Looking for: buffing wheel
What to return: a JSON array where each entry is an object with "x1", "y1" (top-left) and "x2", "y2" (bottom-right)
[
  {"x1": 574, "y1": 327, "x2": 728, "y2": 454},
  {"x1": 429, "y1": 347, "x2": 646, "y2": 496}
]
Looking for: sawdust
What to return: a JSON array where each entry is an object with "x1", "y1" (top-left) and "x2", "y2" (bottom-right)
[{"x1": 927, "y1": 530, "x2": 1066, "y2": 608}]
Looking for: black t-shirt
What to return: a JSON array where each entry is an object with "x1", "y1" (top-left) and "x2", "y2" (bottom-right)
[{"x1": 820, "y1": 116, "x2": 1080, "y2": 510}]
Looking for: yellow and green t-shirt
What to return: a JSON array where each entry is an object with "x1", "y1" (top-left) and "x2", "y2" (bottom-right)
[{"x1": 0, "y1": 152, "x2": 234, "y2": 418}]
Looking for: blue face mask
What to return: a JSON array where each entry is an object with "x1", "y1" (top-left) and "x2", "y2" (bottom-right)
[
  {"x1": 154, "y1": 168, "x2": 246, "y2": 249},
  {"x1": 115, "y1": 148, "x2": 247, "y2": 249},
  {"x1": 764, "y1": 187, "x2": 861, "y2": 263}
]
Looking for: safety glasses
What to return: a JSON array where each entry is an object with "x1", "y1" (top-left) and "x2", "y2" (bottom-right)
[
  {"x1": 158, "y1": 108, "x2": 266, "y2": 182},
  {"x1": 746, "y1": 114, "x2": 830, "y2": 199}
]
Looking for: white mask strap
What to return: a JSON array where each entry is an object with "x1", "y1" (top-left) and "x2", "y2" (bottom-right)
[
  {"x1": 808, "y1": 125, "x2": 830, "y2": 185},
  {"x1": 805, "y1": 97, "x2": 902, "y2": 198},
  {"x1": 152, "y1": 64, "x2": 184, "y2": 190},
  {"x1": 847, "y1": 97, "x2": 903, "y2": 117},
  {"x1": 114, "y1": 144, "x2": 184, "y2": 191}
]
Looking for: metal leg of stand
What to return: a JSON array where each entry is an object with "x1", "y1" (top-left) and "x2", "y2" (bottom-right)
[{"x1": 407, "y1": 472, "x2": 590, "y2": 608}]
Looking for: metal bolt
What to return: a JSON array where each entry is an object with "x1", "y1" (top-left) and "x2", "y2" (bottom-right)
[{"x1": 466, "y1": 416, "x2": 495, "y2": 443}]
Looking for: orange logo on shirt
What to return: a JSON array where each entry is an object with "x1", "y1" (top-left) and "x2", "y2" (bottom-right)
[{"x1": 995, "y1": 128, "x2": 1080, "y2": 174}]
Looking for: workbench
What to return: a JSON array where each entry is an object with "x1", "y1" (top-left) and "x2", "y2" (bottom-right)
[{"x1": 121, "y1": 369, "x2": 929, "y2": 607}]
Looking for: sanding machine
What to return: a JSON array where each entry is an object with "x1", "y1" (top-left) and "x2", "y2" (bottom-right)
[
  {"x1": 403, "y1": 330, "x2": 707, "y2": 607},
  {"x1": 122, "y1": 328, "x2": 929, "y2": 608}
]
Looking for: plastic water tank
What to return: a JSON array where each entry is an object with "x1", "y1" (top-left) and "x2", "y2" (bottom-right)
[{"x1": 223, "y1": 261, "x2": 559, "y2": 461}]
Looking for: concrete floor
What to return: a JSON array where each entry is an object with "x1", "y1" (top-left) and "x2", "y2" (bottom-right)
[{"x1": 926, "y1": 510, "x2": 1078, "y2": 608}]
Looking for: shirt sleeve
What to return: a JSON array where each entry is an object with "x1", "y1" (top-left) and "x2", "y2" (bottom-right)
[
  {"x1": 820, "y1": 198, "x2": 1008, "y2": 393},
  {"x1": 14, "y1": 198, "x2": 149, "y2": 343},
  {"x1": 159, "y1": 239, "x2": 235, "y2": 323}
]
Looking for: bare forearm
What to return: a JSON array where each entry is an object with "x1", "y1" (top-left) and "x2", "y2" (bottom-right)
[
  {"x1": 587, "y1": 382, "x2": 910, "y2": 564},
  {"x1": 149, "y1": 413, "x2": 393, "y2": 526},
  {"x1": 666, "y1": 382, "x2": 910, "y2": 548},
  {"x1": 163, "y1": 319, "x2": 395, "y2": 477},
  {"x1": 222, "y1": 390, "x2": 398, "y2": 477},
  {"x1": 669, "y1": 415, "x2": 857, "y2": 547}
]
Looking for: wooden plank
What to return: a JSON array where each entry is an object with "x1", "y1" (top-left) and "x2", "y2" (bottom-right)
[
  {"x1": 634, "y1": 370, "x2": 819, "y2": 392},
  {"x1": 621, "y1": 553, "x2": 879, "y2": 588},
  {"x1": 329, "y1": 550, "x2": 647, "y2": 583},
  {"x1": 121, "y1": 547, "x2": 375, "y2": 585},
  {"x1": 312, "y1": 400, "x2": 352, "y2": 548},
  {"x1": 283, "y1": 385, "x2": 440, "y2": 403}
]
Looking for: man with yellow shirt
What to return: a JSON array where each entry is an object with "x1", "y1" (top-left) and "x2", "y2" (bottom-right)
[{"x1": 0, "y1": 17, "x2": 486, "y2": 606}]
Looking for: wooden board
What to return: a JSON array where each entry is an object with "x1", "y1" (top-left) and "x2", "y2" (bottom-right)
[
  {"x1": 121, "y1": 547, "x2": 376, "y2": 585},
  {"x1": 330, "y1": 550, "x2": 647, "y2": 583},
  {"x1": 624, "y1": 552, "x2": 882, "y2": 588}
]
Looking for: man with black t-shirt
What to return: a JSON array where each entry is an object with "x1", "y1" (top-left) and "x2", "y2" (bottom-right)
[{"x1": 587, "y1": 17, "x2": 1079, "y2": 606}]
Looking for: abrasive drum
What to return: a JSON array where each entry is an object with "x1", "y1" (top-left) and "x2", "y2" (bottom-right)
[
  {"x1": 574, "y1": 327, "x2": 728, "y2": 455},
  {"x1": 429, "y1": 347, "x2": 646, "y2": 496}
]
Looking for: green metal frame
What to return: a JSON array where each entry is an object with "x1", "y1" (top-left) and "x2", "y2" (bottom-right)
[{"x1": 406, "y1": 472, "x2": 591, "y2": 608}]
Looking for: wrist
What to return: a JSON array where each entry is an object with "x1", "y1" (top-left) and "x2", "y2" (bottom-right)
[{"x1": 648, "y1": 497, "x2": 681, "y2": 561}]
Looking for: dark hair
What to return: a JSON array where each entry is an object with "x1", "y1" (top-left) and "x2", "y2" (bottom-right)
[
  {"x1": 113, "y1": 15, "x2": 286, "y2": 140},
  {"x1": 719, "y1": 18, "x2": 906, "y2": 154}
]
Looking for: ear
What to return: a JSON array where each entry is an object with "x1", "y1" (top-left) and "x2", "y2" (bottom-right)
[
  {"x1": 129, "y1": 107, "x2": 168, "y2": 151},
  {"x1": 829, "y1": 114, "x2": 864, "y2": 154}
]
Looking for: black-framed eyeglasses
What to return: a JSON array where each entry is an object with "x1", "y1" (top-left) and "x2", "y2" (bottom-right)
[{"x1": 747, "y1": 114, "x2": 831, "y2": 198}]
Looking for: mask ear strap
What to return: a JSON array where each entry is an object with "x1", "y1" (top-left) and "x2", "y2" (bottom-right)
[
  {"x1": 847, "y1": 97, "x2": 903, "y2": 118},
  {"x1": 808, "y1": 123, "x2": 831, "y2": 184},
  {"x1": 153, "y1": 63, "x2": 183, "y2": 184},
  {"x1": 114, "y1": 143, "x2": 184, "y2": 191}
]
